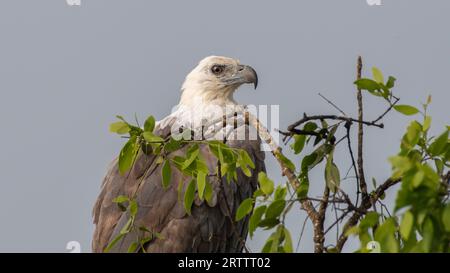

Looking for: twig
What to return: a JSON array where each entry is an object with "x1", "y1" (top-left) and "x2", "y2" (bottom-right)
[
  {"x1": 324, "y1": 210, "x2": 350, "y2": 235},
  {"x1": 287, "y1": 114, "x2": 384, "y2": 132},
  {"x1": 345, "y1": 121, "x2": 360, "y2": 206},
  {"x1": 335, "y1": 177, "x2": 401, "y2": 251},
  {"x1": 372, "y1": 97, "x2": 400, "y2": 124},
  {"x1": 318, "y1": 93, "x2": 347, "y2": 116},
  {"x1": 296, "y1": 216, "x2": 309, "y2": 252}
]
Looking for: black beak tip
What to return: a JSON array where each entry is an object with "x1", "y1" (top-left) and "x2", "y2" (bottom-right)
[{"x1": 252, "y1": 67, "x2": 258, "y2": 89}]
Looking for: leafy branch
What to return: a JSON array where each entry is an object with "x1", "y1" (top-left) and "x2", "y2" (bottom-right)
[{"x1": 105, "y1": 56, "x2": 449, "y2": 253}]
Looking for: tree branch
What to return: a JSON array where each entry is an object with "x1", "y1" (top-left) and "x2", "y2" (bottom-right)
[
  {"x1": 356, "y1": 56, "x2": 368, "y2": 198},
  {"x1": 314, "y1": 187, "x2": 330, "y2": 253},
  {"x1": 287, "y1": 114, "x2": 384, "y2": 132},
  {"x1": 335, "y1": 177, "x2": 401, "y2": 251},
  {"x1": 245, "y1": 112, "x2": 322, "y2": 247}
]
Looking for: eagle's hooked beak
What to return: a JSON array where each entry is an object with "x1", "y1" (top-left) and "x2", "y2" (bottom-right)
[{"x1": 223, "y1": 64, "x2": 258, "y2": 89}]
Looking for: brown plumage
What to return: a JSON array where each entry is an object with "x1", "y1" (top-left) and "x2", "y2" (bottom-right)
[{"x1": 92, "y1": 56, "x2": 265, "y2": 253}]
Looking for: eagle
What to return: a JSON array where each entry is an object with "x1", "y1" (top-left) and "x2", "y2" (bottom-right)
[{"x1": 92, "y1": 56, "x2": 266, "y2": 253}]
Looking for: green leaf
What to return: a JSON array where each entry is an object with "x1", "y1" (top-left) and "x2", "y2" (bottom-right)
[
  {"x1": 239, "y1": 150, "x2": 255, "y2": 169},
  {"x1": 112, "y1": 195, "x2": 129, "y2": 204},
  {"x1": 305, "y1": 144, "x2": 332, "y2": 173},
  {"x1": 182, "y1": 144, "x2": 200, "y2": 170},
  {"x1": 374, "y1": 218, "x2": 399, "y2": 253},
  {"x1": 423, "y1": 116, "x2": 432, "y2": 132},
  {"x1": 428, "y1": 130, "x2": 449, "y2": 156},
  {"x1": 406, "y1": 121, "x2": 422, "y2": 144},
  {"x1": 279, "y1": 153, "x2": 296, "y2": 172},
  {"x1": 204, "y1": 180, "x2": 213, "y2": 205},
  {"x1": 296, "y1": 176, "x2": 309, "y2": 199},
  {"x1": 379, "y1": 84, "x2": 390, "y2": 99},
  {"x1": 164, "y1": 137, "x2": 182, "y2": 153},
  {"x1": 120, "y1": 218, "x2": 133, "y2": 235},
  {"x1": 400, "y1": 121, "x2": 422, "y2": 153},
  {"x1": 327, "y1": 125, "x2": 339, "y2": 141},
  {"x1": 142, "y1": 132, "x2": 164, "y2": 143},
  {"x1": 274, "y1": 186, "x2": 287, "y2": 200},
  {"x1": 303, "y1": 122, "x2": 318, "y2": 132},
  {"x1": 253, "y1": 189, "x2": 264, "y2": 198},
  {"x1": 291, "y1": 134, "x2": 306, "y2": 154},
  {"x1": 195, "y1": 156, "x2": 209, "y2": 174},
  {"x1": 162, "y1": 160, "x2": 172, "y2": 189},
  {"x1": 345, "y1": 226, "x2": 360, "y2": 237},
  {"x1": 127, "y1": 242, "x2": 138, "y2": 253},
  {"x1": 184, "y1": 179, "x2": 196, "y2": 215},
  {"x1": 372, "y1": 67, "x2": 384, "y2": 84},
  {"x1": 109, "y1": 121, "x2": 130, "y2": 135},
  {"x1": 386, "y1": 76, "x2": 396, "y2": 89},
  {"x1": 435, "y1": 159, "x2": 444, "y2": 175},
  {"x1": 240, "y1": 165, "x2": 252, "y2": 177},
  {"x1": 144, "y1": 116, "x2": 156, "y2": 132},
  {"x1": 104, "y1": 233, "x2": 125, "y2": 253},
  {"x1": 325, "y1": 157, "x2": 340, "y2": 193},
  {"x1": 354, "y1": 78, "x2": 380, "y2": 91},
  {"x1": 360, "y1": 212, "x2": 379, "y2": 230},
  {"x1": 283, "y1": 227, "x2": 293, "y2": 253},
  {"x1": 261, "y1": 238, "x2": 273, "y2": 253},
  {"x1": 265, "y1": 200, "x2": 286, "y2": 219},
  {"x1": 197, "y1": 171, "x2": 207, "y2": 200},
  {"x1": 119, "y1": 137, "x2": 138, "y2": 175},
  {"x1": 421, "y1": 216, "x2": 435, "y2": 252},
  {"x1": 235, "y1": 198, "x2": 253, "y2": 221},
  {"x1": 115, "y1": 115, "x2": 126, "y2": 122},
  {"x1": 258, "y1": 218, "x2": 280, "y2": 229},
  {"x1": 249, "y1": 205, "x2": 266, "y2": 238},
  {"x1": 412, "y1": 170, "x2": 425, "y2": 188},
  {"x1": 442, "y1": 204, "x2": 450, "y2": 232},
  {"x1": 400, "y1": 211, "x2": 414, "y2": 240},
  {"x1": 367, "y1": 90, "x2": 383, "y2": 97},
  {"x1": 389, "y1": 156, "x2": 412, "y2": 176},
  {"x1": 394, "y1": 105, "x2": 420, "y2": 116},
  {"x1": 139, "y1": 236, "x2": 153, "y2": 246},
  {"x1": 258, "y1": 172, "x2": 274, "y2": 195},
  {"x1": 270, "y1": 225, "x2": 283, "y2": 253},
  {"x1": 129, "y1": 199, "x2": 138, "y2": 217},
  {"x1": 301, "y1": 153, "x2": 317, "y2": 172}
]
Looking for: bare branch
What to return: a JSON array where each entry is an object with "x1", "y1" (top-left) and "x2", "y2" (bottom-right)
[
  {"x1": 287, "y1": 114, "x2": 384, "y2": 132},
  {"x1": 314, "y1": 187, "x2": 330, "y2": 253},
  {"x1": 345, "y1": 121, "x2": 360, "y2": 206},
  {"x1": 318, "y1": 93, "x2": 347, "y2": 116},
  {"x1": 356, "y1": 56, "x2": 368, "y2": 198}
]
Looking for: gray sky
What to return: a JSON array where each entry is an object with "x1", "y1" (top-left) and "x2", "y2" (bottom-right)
[{"x1": 0, "y1": 0, "x2": 448, "y2": 252}]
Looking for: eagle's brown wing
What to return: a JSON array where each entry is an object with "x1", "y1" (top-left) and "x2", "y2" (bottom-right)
[{"x1": 92, "y1": 121, "x2": 265, "y2": 253}]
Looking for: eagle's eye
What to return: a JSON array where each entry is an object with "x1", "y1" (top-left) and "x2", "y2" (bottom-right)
[{"x1": 211, "y1": 65, "x2": 224, "y2": 75}]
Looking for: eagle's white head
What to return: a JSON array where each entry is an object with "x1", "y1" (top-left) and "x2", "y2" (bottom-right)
[
  {"x1": 161, "y1": 56, "x2": 258, "y2": 136},
  {"x1": 179, "y1": 56, "x2": 258, "y2": 108}
]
